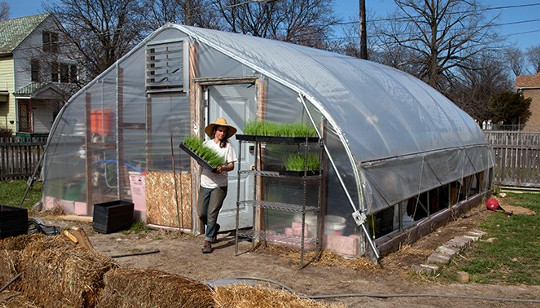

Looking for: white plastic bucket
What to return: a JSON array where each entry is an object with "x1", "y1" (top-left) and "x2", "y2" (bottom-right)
[
  {"x1": 296, "y1": 214, "x2": 346, "y2": 236},
  {"x1": 323, "y1": 215, "x2": 346, "y2": 235}
]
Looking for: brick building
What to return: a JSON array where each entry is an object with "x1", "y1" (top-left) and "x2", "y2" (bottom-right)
[{"x1": 515, "y1": 72, "x2": 540, "y2": 131}]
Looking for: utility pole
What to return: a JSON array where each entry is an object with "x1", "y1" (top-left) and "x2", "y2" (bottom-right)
[{"x1": 359, "y1": 0, "x2": 368, "y2": 59}]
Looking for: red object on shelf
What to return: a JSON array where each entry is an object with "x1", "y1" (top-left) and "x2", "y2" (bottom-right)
[{"x1": 90, "y1": 110, "x2": 114, "y2": 136}]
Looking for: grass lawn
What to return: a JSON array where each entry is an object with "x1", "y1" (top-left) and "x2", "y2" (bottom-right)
[
  {"x1": 0, "y1": 179, "x2": 43, "y2": 210},
  {"x1": 438, "y1": 192, "x2": 540, "y2": 285}
]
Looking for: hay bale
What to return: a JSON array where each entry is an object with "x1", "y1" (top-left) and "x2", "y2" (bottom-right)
[
  {"x1": 0, "y1": 234, "x2": 47, "y2": 287},
  {"x1": 213, "y1": 284, "x2": 346, "y2": 308},
  {"x1": 97, "y1": 268, "x2": 214, "y2": 307},
  {"x1": 17, "y1": 235, "x2": 117, "y2": 308},
  {"x1": 0, "y1": 249, "x2": 19, "y2": 286},
  {"x1": 0, "y1": 290, "x2": 40, "y2": 308}
]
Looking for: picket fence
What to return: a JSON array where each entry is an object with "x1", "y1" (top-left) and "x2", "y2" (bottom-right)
[
  {"x1": 0, "y1": 137, "x2": 47, "y2": 180},
  {"x1": 484, "y1": 131, "x2": 540, "y2": 188}
]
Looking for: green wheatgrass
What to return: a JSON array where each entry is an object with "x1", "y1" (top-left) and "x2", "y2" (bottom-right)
[
  {"x1": 284, "y1": 153, "x2": 320, "y2": 171},
  {"x1": 243, "y1": 120, "x2": 317, "y2": 137},
  {"x1": 182, "y1": 136, "x2": 226, "y2": 168}
]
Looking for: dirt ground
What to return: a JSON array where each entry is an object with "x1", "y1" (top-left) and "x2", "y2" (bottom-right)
[{"x1": 36, "y1": 199, "x2": 539, "y2": 308}]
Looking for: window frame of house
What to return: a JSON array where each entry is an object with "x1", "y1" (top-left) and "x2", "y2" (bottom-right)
[
  {"x1": 43, "y1": 31, "x2": 59, "y2": 53},
  {"x1": 50, "y1": 61, "x2": 78, "y2": 84},
  {"x1": 31, "y1": 59, "x2": 41, "y2": 82}
]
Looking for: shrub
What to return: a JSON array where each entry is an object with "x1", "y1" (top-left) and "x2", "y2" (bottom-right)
[{"x1": 0, "y1": 127, "x2": 13, "y2": 137}]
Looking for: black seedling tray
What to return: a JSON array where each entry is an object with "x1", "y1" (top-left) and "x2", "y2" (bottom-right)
[
  {"x1": 235, "y1": 134, "x2": 319, "y2": 144},
  {"x1": 278, "y1": 169, "x2": 320, "y2": 177},
  {"x1": 179, "y1": 143, "x2": 217, "y2": 172},
  {"x1": 93, "y1": 200, "x2": 134, "y2": 234},
  {"x1": 0, "y1": 205, "x2": 28, "y2": 238}
]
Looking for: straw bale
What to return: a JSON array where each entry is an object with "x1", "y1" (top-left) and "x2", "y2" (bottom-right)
[
  {"x1": 0, "y1": 234, "x2": 48, "y2": 287},
  {"x1": 213, "y1": 284, "x2": 346, "y2": 308},
  {"x1": 145, "y1": 171, "x2": 192, "y2": 229},
  {"x1": 97, "y1": 267, "x2": 214, "y2": 307},
  {"x1": 0, "y1": 234, "x2": 45, "y2": 251},
  {"x1": 0, "y1": 249, "x2": 19, "y2": 286},
  {"x1": 0, "y1": 290, "x2": 40, "y2": 308},
  {"x1": 17, "y1": 235, "x2": 117, "y2": 308}
]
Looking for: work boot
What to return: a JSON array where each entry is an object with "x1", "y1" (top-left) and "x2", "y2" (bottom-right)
[
  {"x1": 202, "y1": 241, "x2": 212, "y2": 254},
  {"x1": 211, "y1": 224, "x2": 220, "y2": 243}
]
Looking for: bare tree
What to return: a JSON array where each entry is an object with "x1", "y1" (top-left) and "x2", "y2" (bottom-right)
[
  {"x1": 0, "y1": 2, "x2": 9, "y2": 21},
  {"x1": 211, "y1": 0, "x2": 338, "y2": 49},
  {"x1": 45, "y1": 0, "x2": 146, "y2": 79},
  {"x1": 376, "y1": 0, "x2": 499, "y2": 93},
  {"x1": 138, "y1": 0, "x2": 220, "y2": 30},
  {"x1": 449, "y1": 51, "x2": 512, "y2": 124},
  {"x1": 504, "y1": 47, "x2": 528, "y2": 77},
  {"x1": 526, "y1": 46, "x2": 540, "y2": 74}
]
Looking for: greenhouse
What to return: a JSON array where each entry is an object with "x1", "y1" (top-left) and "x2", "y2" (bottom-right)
[{"x1": 42, "y1": 24, "x2": 493, "y2": 260}]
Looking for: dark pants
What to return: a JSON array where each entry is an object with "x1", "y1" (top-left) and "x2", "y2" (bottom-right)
[{"x1": 198, "y1": 186, "x2": 227, "y2": 242}]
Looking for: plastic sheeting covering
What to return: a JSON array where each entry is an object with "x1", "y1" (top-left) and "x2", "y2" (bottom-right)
[
  {"x1": 42, "y1": 24, "x2": 492, "y2": 237},
  {"x1": 178, "y1": 25, "x2": 493, "y2": 213}
]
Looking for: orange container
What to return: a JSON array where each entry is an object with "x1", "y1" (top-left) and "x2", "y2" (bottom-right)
[{"x1": 90, "y1": 110, "x2": 114, "y2": 136}]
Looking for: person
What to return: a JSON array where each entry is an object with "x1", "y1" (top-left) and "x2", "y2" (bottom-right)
[{"x1": 198, "y1": 117, "x2": 237, "y2": 254}]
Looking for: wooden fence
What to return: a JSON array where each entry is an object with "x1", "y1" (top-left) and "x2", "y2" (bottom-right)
[
  {"x1": 0, "y1": 137, "x2": 47, "y2": 180},
  {"x1": 484, "y1": 131, "x2": 540, "y2": 188}
]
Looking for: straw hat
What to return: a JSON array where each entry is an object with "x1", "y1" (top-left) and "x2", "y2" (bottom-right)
[{"x1": 205, "y1": 117, "x2": 237, "y2": 139}]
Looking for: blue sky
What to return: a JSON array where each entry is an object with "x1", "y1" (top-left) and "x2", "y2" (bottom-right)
[{"x1": 4, "y1": 0, "x2": 540, "y2": 50}]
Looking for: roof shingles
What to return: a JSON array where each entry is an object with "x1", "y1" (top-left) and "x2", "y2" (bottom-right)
[
  {"x1": 0, "y1": 13, "x2": 50, "y2": 55},
  {"x1": 515, "y1": 72, "x2": 540, "y2": 89}
]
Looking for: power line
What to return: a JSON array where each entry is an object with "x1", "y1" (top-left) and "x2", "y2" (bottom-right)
[{"x1": 334, "y1": 2, "x2": 540, "y2": 26}]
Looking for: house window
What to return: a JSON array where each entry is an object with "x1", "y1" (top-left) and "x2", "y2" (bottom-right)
[
  {"x1": 145, "y1": 41, "x2": 184, "y2": 93},
  {"x1": 51, "y1": 62, "x2": 77, "y2": 83},
  {"x1": 69, "y1": 65, "x2": 78, "y2": 83},
  {"x1": 43, "y1": 31, "x2": 59, "y2": 53},
  {"x1": 60, "y1": 63, "x2": 69, "y2": 83},
  {"x1": 31, "y1": 59, "x2": 40, "y2": 82},
  {"x1": 51, "y1": 62, "x2": 59, "y2": 82}
]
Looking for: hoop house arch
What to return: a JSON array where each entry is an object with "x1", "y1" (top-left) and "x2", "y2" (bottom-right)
[{"x1": 42, "y1": 23, "x2": 493, "y2": 259}]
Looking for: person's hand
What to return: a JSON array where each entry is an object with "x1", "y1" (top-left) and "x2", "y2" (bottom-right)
[{"x1": 216, "y1": 166, "x2": 223, "y2": 174}]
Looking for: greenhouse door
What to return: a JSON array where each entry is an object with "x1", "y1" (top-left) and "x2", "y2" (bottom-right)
[{"x1": 206, "y1": 84, "x2": 256, "y2": 231}]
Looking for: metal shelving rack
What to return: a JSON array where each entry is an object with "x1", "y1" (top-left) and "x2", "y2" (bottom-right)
[{"x1": 234, "y1": 134, "x2": 323, "y2": 267}]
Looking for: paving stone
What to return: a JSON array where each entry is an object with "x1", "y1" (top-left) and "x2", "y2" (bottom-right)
[
  {"x1": 457, "y1": 271, "x2": 470, "y2": 283},
  {"x1": 446, "y1": 236, "x2": 472, "y2": 249},
  {"x1": 470, "y1": 229, "x2": 487, "y2": 237},
  {"x1": 412, "y1": 264, "x2": 439, "y2": 275},
  {"x1": 463, "y1": 234, "x2": 480, "y2": 241},
  {"x1": 436, "y1": 245, "x2": 461, "y2": 257},
  {"x1": 427, "y1": 253, "x2": 452, "y2": 264}
]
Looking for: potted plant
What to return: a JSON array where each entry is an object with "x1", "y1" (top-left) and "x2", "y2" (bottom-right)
[{"x1": 179, "y1": 136, "x2": 226, "y2": 171}]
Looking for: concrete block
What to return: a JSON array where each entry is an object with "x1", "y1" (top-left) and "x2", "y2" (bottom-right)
[
  {"x1": 436, "y1": 245, "x2": 461, "y2": 257},
  {"x1": 323, "y1": 234, "x2": 360, "y2": 256},
  {"x1": 284, "y1": 227, "x2": 293, "y2": 236},
  {"x1": 427, "y1": 252, "x2": 452, "y2": 264},
  {"x1": 291, "y1": 221, "x2": 304, "y2": 229}
]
